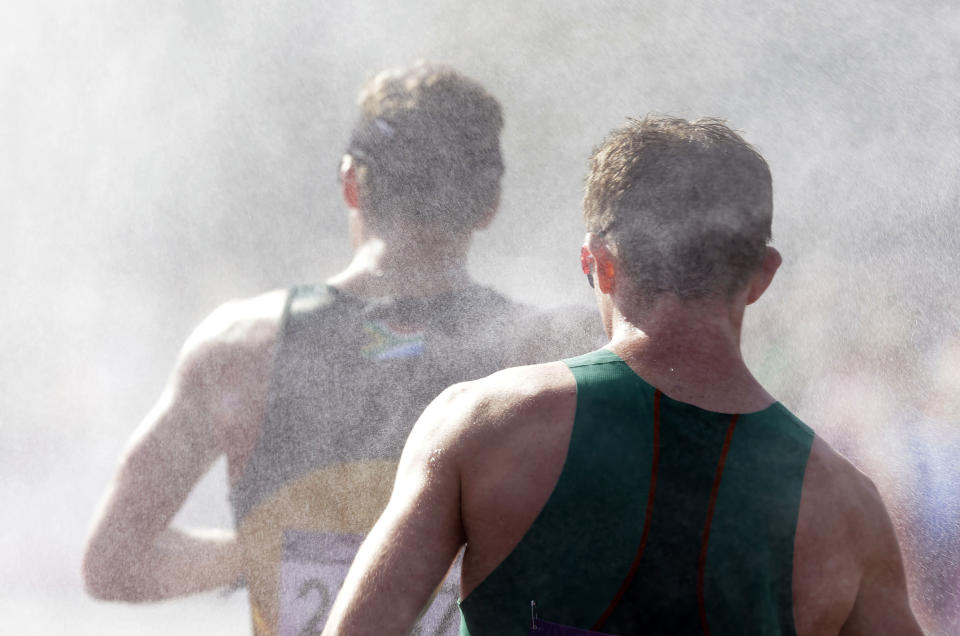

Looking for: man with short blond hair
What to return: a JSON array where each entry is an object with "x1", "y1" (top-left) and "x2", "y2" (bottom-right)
[
  {"x1": 83, "y1": 61, "x2": 601, "y2": 636},
  {"x1": 324, "y1": 116, "x2": 922, "y2": 635}
]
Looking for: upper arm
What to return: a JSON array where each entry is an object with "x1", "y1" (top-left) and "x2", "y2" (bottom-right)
[
  {"x1": 83, "y1": 295, "x2": 281, "y2": 596},
  {"x1": 795, "y1": 437, "x2": 924, "y2": 636},
  {"x1": 323, "y1": 383, "x2": 478, "y2": 634},
  {"x1": 840, "y1": 476, "x2": 923, "y2": 635}
]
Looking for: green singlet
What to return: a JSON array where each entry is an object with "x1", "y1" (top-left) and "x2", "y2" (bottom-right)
[{"x1": 459, "y1": 348, "x2": 814, "y2": 636}]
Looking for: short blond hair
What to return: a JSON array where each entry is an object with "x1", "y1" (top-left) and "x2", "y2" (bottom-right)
[
  {"x1": 584, "y1": 116, "x2": 772, "y2": 299},
  {"x1": 347, "y1": 61, "x2": 504, "y2": 234}
]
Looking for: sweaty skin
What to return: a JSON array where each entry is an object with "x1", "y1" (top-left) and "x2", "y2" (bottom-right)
[
  {"x1": 79, "y1": 235, "x2": 498, "y2": 602},
  {"x1": 322, "y1": 242, "x2": 922, "y2": 635},
  {"x1": 79, "y1": 148, "x2": 493, "y2": 603},
  {"x1": 82, "y1": 291, "x2": 283, "y2": 600},
  {"x1": 82, "y1": 64, "x2": 610, "y2": 634},
  {"x1": 82, "y1": 175, "x2": 603, "y2": 612}
]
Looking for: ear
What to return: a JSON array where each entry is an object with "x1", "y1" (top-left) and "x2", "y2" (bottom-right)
[
  {"x1": 746, "y1": 246, "x2": 781, "y2": 305},
  {"x1": 586, "y1": 233, "x2": 618, "y2": 294},
  {"x1": 340, "y1": 155, "x2": 361, "y2": 210}
]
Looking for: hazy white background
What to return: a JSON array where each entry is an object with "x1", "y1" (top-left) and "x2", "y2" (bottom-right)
[{"x1": 3, "y1": 1, "x2": 958, "y2": 633}]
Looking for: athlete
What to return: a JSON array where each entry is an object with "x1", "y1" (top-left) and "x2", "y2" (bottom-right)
[
  {"x1": 323, "y1": 116, "x2": 924, "y2": 635},
  {"x1": 82, "y1": 61, "x2": 602, "y2": 636}
]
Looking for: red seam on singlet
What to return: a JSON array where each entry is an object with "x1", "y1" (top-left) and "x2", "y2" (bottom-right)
[
  {"x1": 697, "y1": 413, "x2": 739, "y2": 636},
  {"x1": 591, "y1": 390, "x2": 662, "y2": 630}
]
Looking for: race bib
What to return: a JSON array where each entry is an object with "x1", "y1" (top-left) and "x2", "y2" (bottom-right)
[
  {"x1": 277, "y1": 530, "x2": 362, "y2": 636},
  {"x1": 277, "y1": 529, "x2": 461, "y2": 636}
]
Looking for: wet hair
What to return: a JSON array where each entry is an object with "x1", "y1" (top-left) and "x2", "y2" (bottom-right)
[
  {"x1": 584, "y1": 115, "x2": 773, "y2": 300},
  {"x1": 346, "y1": 61, "x2": 504, "y2": 234}
]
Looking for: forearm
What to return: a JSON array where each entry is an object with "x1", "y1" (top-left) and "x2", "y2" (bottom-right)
[
  {"x1": 84, "y1": 526, "x2": 241, "y2": 602},
  {"x1": 324, "y1": 484, "x2": 465, "y2": 634},
  {"x1": 323, "y1": 520, "x2": 433, "y2": 634}
]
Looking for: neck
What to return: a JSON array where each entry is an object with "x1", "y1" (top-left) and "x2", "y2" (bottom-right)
[
  {"x1": 607, "y1": 294, "x2": 774, "y2": 413},
  {"x1": 327, "y1": 233, "x2": 474, "y2": 298}
]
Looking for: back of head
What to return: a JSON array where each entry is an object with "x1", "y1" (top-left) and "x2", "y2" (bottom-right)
[
  {"x1": 346, "y1": 61, "x2": 505, "y2": 234},
  {"x1": 584, "y1": 116, "x2": 773, "y2": 300}
]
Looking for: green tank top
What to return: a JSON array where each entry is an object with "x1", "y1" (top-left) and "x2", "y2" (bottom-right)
[{"x1": 459, "y1": 349, "x2": 814, "y2": 635}]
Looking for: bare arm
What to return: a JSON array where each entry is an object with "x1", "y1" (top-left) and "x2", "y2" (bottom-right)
[
  {"x1": 322, "y1": 384, "x2": 473, "y2": 635},
  {"x1": 794, "y1": 437, "x2": 924, "y2": 635},
  {"x1": 82, "y1": 294, "x2": 280, "y2": 601},
  {"x1": 840, "y1": 477, "x2": 924, "y2": 635}
]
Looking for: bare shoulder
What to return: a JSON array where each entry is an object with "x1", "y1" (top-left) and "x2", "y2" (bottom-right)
[
  {"x1": 181, "y1": 289, "x2": 287, "y2": 363},
  {"x1": 403, "y1": 360, "x2": 578, "y2": 500},
  {"x1": 802, "y1": 436, "x2": 877, "y2": 511},
  {"x1": 419, "y1": 361, "x2": 578, "y2": 448},
  {"x1": 418, "y1": 362, "x2": 580, "y2": 594},
  {"x1": 802, "y1": 435, "x2": 891, "y2": 546},
  {"x1": 123, "y1": 289, "x2": 289, "y2": 464},
  {"x1": 794, "y1": 436, "x2": 921, "y2": 635},
  {"x1": 792, "y1": 436, "x2": 866, "y2": 633},
  {"x1": 167, "y1": 290, "x2": 286, "y2": 394}
]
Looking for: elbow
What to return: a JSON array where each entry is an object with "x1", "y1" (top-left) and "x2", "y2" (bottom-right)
[
  {"x1": 82, "y1": 538, "x2": 151, "y2": 602},
  {"x1": 82, "y1": 548, "x2": 125, "y2": 601},
  {"x1": 83, "y1": 575, "x2": 125, "y2": 602},
  {"x1": 82, "y1": 555, "x2": 121, "y2": 601}
]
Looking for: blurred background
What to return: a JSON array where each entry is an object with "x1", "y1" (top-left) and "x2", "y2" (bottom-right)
[{"x1": 2, "y1": 0, "x2": 958, "y2": 633}]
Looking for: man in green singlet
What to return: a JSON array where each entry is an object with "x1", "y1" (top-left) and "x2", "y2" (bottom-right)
[
  {"x1": 82, "y1": 62, "x2": 601, "y2": 636},
  {"x1": 324, "y1": 116, "x2": 923, "y2": 635}
]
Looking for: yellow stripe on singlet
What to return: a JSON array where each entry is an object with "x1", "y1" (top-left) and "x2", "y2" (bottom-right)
[{"x1": 238, "y1": 459, "x2": 398, "y2": 636}]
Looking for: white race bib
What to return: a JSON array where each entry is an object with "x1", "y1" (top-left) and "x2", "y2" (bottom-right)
[{"x1": 277, "y1": 529, "x2": 461, "y2": 635}]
